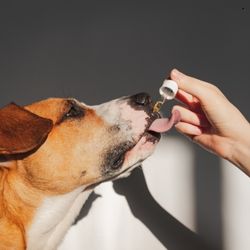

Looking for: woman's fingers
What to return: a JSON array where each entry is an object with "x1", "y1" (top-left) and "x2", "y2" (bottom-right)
[
  {"x1": 176, "y1": 89, "x2": 196, "y2": 104},
  {"x1": 170, "y1": 69, "x2": 224, "y2": 102},
  {"x1": 175, "y1": 89, "x2": 202, "y2": 113},
  {"x1": 173, "y1": 105, "x2": 210, "y2": 128},
  {"x1": 175, "y1": 122, "x2": 202, "y2": 136}
]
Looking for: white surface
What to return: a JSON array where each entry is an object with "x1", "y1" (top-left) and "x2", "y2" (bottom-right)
[
  {"x1": 58, "y1": 137, "x2": 250, "y2": 250},
  {"x1": 27, "y1": 186, "x2": 91, "y2": 250},
  {"x1": 222, "y1": 159, "x2": 250, "y2": 250},
  {"x1": 59, "y1": 137, "x2": 195, "y2": 250}
]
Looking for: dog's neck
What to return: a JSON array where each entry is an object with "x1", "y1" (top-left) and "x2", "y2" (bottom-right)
[
  {"x1": 0, "y1": 166, "x2": 43, "y2": 249},
  {"x1": 0, "y1": 164, "x2": 92, "y2": 250},
  {"x1": 27, "y1": 186, "x2": 91, "y2": 250}
]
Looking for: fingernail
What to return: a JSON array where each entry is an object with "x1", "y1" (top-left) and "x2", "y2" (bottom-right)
[
  {"x1": 192, "y1": 127, "x2": 202, "y2": 135},
  {"x1": 172, "y1": 69, "x2": 185, "y2": 78},
  {"x1": 174, "y1": 123, "x2": 181, "y2": 130}
]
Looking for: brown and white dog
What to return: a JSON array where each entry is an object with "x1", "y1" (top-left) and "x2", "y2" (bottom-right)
[{"x1": 0, "y1": 93, "x2": 180, "y2": 250}]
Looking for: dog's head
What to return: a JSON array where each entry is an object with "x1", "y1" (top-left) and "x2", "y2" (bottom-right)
[{"x1": 0, "y1": 93, "x2": 180, "y2": 194}]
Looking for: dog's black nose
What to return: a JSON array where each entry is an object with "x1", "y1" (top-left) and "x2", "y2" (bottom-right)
[{"x1": 132, "y1": 93, "x2": 152, "y2": 106}]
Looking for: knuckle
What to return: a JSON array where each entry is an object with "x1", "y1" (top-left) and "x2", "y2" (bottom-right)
[
  {"x1": 172, "y1": 105, "x2": 180, "y2": 110},
  {"x1": 208, "y1": 83, "x2": 220, "y2": 92},
  {"x1": 212, "y1": 85, "x2": 220, "y2": 93},
  {"x1": 172, "y1": 105, "x2": 183, "y2": 113},
  {"x1": 205, "y1": 82, "x2": 223, "y2": 96}
]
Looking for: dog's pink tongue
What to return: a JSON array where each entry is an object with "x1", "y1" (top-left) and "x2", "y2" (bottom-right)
[{"x1": 148, "y1": 110, "x2": 181, "y2": 133}]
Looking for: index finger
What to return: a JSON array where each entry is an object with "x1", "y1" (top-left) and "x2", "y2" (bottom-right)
[{"x1": 170, "y1": 69, "x2": 215, "y2": 102}]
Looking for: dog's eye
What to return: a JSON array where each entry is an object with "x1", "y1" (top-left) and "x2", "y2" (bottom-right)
[{"x1": 64, "y1": 101, "x2": 84, "y2": 120}]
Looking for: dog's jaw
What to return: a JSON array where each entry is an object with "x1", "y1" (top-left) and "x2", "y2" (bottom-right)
[{"x1": 92, "y1": 97, "x2": 160, "y2": 179}]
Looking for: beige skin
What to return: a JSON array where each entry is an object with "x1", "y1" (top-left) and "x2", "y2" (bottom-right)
[
  {"x1": 171, "y1": 69, "x2": 250, "y2": 176},
  {"x1": 0, "y1": 96, "x2": 160, "y2": 249}
]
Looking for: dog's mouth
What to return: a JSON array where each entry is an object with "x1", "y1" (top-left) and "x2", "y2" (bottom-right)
[
  {"x1": 106, "y1": 109, "x2": 181, "y2": 172},
  {"x1": 145, "y1": 109, "x2": 181, "y2": 141},
  {"x1": 110, "y1": 109, "x2": 181, "y2": 171},
  {"x1": 85, "y1": 109, "x2": 181, "y2": 190}
]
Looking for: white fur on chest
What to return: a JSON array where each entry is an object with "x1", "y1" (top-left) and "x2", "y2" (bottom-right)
[{"x1": 27, "y1": 187, "x2": 91, "y2": 250}]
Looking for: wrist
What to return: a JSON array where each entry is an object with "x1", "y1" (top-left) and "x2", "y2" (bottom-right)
[{"x1": 230, "y1": 126, "x2": 250, "y2": 176}]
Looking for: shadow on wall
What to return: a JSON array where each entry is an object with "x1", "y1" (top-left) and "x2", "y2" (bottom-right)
[
  {"x1": 194, "y1": 146, "x2": 223, "y2": 250},
  {"x1": 75, "y1": 138, "x2": 223, "y2": 250},
  {"x1": 113, "y1": 167, "x2": 212, "y2": 250}
]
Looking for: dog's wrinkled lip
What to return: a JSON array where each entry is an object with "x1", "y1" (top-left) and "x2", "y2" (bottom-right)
[
  {"x1": 104, "y1": 112, "x2": 162, "y2": 173},
  {"x1": 84, "y1": 112, "x2": 166, "y2": 191},
  {"x1": 103, "y1": 116, "x2": 160, "y2": 177},
  {"x1": 143, "y1": 111, "x2": 162, "y2": 141},
  {"x1": 146, "y1": 111, "x2": 162, "y2": 128}
]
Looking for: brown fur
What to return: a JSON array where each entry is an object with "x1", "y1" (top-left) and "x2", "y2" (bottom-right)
[
  {"x1": 0, "y1": 103, "x2": 52, "y2": 155},
  {"x1": 0, "y1": 98, "x2": 110, "y2": 249}
]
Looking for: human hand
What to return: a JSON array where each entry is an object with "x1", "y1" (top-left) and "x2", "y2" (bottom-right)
[{"x1": 171, "y1": 69, "x2": 250, "y2": 175}]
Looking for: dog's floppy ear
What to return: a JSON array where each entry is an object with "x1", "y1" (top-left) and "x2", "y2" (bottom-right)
[{"x1": 0, "y1": 103, "x2": 53, "y2": 155}]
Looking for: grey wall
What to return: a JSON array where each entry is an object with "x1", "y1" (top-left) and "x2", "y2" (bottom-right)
[{"x1": 1, "y1": 1, "x2": 249, "y2": 250}]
